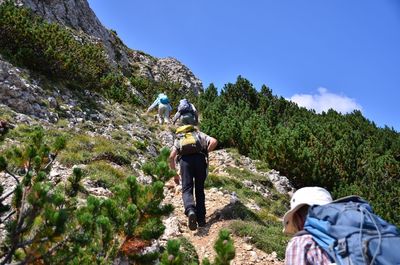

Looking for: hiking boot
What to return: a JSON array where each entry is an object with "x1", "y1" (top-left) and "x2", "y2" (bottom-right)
[
  {"x1": 188, "y1": 210, "x2": 197, "y2": 231},
  {"x1": 197, "y1": 220, "x2": 206, "y2": 227}
]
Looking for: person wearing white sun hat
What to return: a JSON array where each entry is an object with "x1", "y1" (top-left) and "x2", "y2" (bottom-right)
[{"x1": 283, "y1": 187, "x2": 333, "y2": 265}]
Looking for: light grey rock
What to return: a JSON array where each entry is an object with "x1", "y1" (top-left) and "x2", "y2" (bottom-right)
[
  {"x1": 140, "y1": 239, "x2": 160, "y2": 256},
  {"x1": 82, "y1": 178, "x2": 113, "y2": 198},
  {"x1": 246, "y1": 202, "x2": 261, "y2": 211},
  {"x1": 230, "y1": 191, "x2": 240, "y2": 204},
  {"x1": 266, "y1": 169, "x2": 294, "y2": 195},
  {"x1": 209, "y1": 149, "x2": 294, "y2": 196},
  {"x1": 0, "y1": 59, "x2": 52, "y2": 120},
  {"x1": 129, "y1": 52, "x2": 204, "y2": 96},
  {"x1": 47, "y1": 96, "x2": 58, "y2": 108},
  {"x1": 245, "y1": 244, "x2": 253, "y2": 251},
  {"x1": 155, "y1": 57, "x2": 203, "y2": 95},
  {"x1": 49, "y1": 161, "x2": 73, "y2": 183},
  {"x1": 160, "y1": 216, "x2": 181, "y2": 244}
]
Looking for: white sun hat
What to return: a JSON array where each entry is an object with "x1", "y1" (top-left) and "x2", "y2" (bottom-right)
[{"x1": 283, "y1": 186, "x2": 333, "y2": 234}]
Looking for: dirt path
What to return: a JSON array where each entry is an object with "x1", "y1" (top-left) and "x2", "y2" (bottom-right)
[
  {"x1": 163, "y1": 179, "x2": 284, "y2": 265},
  {"x1": 158, "y1": 129, "x2": 286, "y2": 264}
]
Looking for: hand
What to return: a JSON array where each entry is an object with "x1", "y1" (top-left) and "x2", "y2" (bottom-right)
[{"x1": 173, "y1": 175, "x2": 180, "y2": 185}]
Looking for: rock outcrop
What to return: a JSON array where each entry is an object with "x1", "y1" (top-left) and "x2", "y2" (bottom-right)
[
  {"x1": 4, "y1": 0, "x2": 130, "y2": 71},
  {"x1": 1, "y1": 0, "x2": 203, "y2": 94},
  {"x1": 0, "y1": 58, "x2": 57, "y2": 122},
  {"x1": 208, "y1": 149, "x2": 294, "y2": 195},
  {"x1": 130, "y1": 52, "x2": 203, "y2": 95}
]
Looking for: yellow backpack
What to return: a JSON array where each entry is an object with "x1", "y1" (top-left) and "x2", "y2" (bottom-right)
[{"x1": 175, "y1": 125, "x2": 203, "y2": 156}]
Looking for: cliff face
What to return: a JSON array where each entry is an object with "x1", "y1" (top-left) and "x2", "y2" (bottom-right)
[{"x1": 2, "y1": 0, "x2": 203, "y2": 94}]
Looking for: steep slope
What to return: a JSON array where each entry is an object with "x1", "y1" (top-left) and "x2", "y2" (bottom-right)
[
  {"x1": 0, "y1": 1, "x2": 295, "y2": 263},
  {"x1": 9, "y1": 0, "x2": 131, "y2": 71},
  {"x1": 0, "y1": 59, "x2": 293, "y2": 263},
  {"x1": 0, "y1": 0, "x2": 203, "y2": 94}
]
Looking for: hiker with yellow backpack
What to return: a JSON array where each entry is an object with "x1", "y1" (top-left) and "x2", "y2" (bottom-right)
[{"x1": 168, "y1": 124, "x2": 218, "y2": 230}]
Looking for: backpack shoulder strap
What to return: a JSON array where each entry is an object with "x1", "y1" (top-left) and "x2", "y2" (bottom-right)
[{"x1": 294, "y1": 230, "x2": 309, "y2": 237}]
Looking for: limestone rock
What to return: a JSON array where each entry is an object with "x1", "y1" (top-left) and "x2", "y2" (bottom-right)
[
  {"x1": 208, "y1": 149, "x2": 294, "y2": 196},
  {"x1": 0, "y1": 58, "x2": 54, "y2": 121}
]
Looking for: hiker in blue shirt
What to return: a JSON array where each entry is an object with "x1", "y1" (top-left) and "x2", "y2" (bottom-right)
[{"x1": 146, "y1": 93, "x2": 172, "y2": 124}]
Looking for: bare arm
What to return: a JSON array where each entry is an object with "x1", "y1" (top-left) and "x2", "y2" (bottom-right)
[
  {"x1": 169, "y1": 148, "x2": 180, "y2": 184},
  {"x1": 172, "y1": 111, "x2": 181, "y2": 125},
  {"x1": 207, "y1": 137, "x2": 218, "y2": 152},
  {"x1": 169, "y1": 148, "x2": 178, "y2": 170},
  {"x1": 146, "y1": 97, "x2": 159, "y2": 113}
]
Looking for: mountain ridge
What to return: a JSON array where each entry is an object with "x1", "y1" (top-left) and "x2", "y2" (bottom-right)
[{"x1": 0, "y1": 0, "x2": 203, "y2": 95}]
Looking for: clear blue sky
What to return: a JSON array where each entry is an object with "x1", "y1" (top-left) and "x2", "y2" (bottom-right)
[{"x1": 88, "y1": 0, "x2": 400, "y2": 131}]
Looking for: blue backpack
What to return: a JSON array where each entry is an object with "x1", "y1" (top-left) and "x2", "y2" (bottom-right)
[
  {"x1": 159, "y1": 94, "x2": 170, "y2": 104},
  {"x1": 303, "y1": 196, "x2": 400, "y2": 265}
]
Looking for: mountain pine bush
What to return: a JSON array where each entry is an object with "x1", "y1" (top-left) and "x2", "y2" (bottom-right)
[
  {"x1": 0, "y1": 1, "x2": 110, "y2": 90},
  {"x1": 161, "y1": 229, "x2": 235, "y2": 265},
  {"x1": 199, "y1": 76, "x2": 400, "y2": 226},
  {"x1": 0, "y1": 1, "x2": 143, "y2": 104},
  {"x1": 203, "y1": 229, "x2": 235, "y2": 265},
  {"x1": 0, "y1": 126, "x2": 175, "y2": 264}
]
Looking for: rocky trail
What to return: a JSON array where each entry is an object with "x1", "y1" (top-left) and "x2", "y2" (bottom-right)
[
  {"x1": 162, "y1": 180, "x2": 283, "y2": 265},
  {"x1": 159, "y1": 133, "x2": 288, "y2": 264}
]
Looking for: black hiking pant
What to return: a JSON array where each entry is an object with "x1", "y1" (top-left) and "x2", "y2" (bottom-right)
[{"x1": 180, "y1": 153, "x2": 207, "y2": 224}]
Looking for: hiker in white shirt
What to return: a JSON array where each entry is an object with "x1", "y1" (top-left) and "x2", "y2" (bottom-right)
[{"x1": 146, "y1": 93, "x2": 172, "y2": 124}]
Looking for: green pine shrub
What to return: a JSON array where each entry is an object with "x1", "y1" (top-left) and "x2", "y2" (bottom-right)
[
  {"x1": 202, "y1": 229, "x2": 235, "y2": 265},
  {"x1": 0, "y1": 1, "x2": 141, "y2": 104},
  {"x1": 0, "y1": 1, "x2": 110, "y2": 90},
  {"x1": 160, "y1": 240, "x2": 184, "y2": 265},
  {"x1": 177, "y1": 237, "x2": 200, "y2": 265},
  {"x1": 142, "y1": 147, "x2": 176, "y2": 182},
  {"x1": 199, "y1": 76, "x2": 400, "y2": 226},
  {"x1": 101, "y1": 72, "x2": 141, "y2": 104},
  {"x1": 0, "y1": 127, "x2": 174, "y2": 264},
  {"x1": 160, "y1": 237, "x2": 200, "y2": 265},
  {"x1": 161, "y1": 230, "x2": 235, "y2": 265}
]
